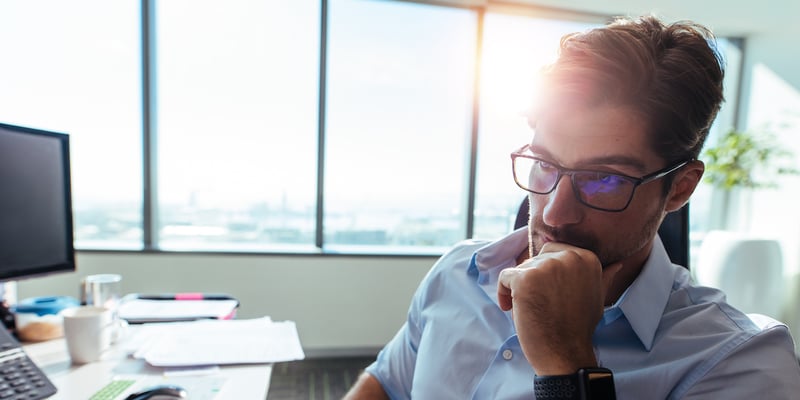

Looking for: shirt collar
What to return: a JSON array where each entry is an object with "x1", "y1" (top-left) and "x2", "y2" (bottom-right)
[
  {"x1": 473, "y1": 227, "x2": 528, "y2": 269},
  {"x1": 613, "y1": 235, "x2": 677, "y2": 351},
  {"x1": 468, "y1": 227, "x2": 528, "y2": 289}
]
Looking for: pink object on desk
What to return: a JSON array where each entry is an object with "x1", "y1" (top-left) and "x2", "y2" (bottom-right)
[{"x1": 174, "y1": 293, "x2": 203, "y2": 301}]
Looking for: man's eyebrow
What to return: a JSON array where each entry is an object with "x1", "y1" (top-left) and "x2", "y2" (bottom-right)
[{"x1": 528, "y1": 145, "x2": 648, "y2": 172}]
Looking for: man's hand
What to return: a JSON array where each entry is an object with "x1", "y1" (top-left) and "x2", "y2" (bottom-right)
[
  {"x1": 497, "y1": 242, "x2": 621, "y2": 375},
  {"x1": 343, "y1": 372, "x2": 389, "y2": 400}
]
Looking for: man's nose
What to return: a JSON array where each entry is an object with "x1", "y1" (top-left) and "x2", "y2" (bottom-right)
[{"x1": 541, "y1": 176, "x2": 583, "y2": 226}]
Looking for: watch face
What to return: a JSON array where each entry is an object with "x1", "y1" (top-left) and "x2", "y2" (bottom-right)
[{"x1": 583, "y1": 368, "x2": 616, "y2": 398}]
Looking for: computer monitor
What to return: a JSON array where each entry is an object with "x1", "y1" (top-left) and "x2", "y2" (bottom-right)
[{"x1": 0, "y1": 122, "x2": 75, "y2": 283}]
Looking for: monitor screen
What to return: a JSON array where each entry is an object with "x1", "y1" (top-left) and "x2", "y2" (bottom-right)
[{"x1": 0, "y1": 122, "x2": 75, "y2": 281}]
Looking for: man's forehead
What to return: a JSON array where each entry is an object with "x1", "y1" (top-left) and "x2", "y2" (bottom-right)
[{"x1": 528, "y1": 102, "x2": 655, "y2": 172}]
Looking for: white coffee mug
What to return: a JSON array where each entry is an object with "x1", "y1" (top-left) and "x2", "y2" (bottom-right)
[{"x1": 61, "y1": 306, "x2": 114, "y2": 364}]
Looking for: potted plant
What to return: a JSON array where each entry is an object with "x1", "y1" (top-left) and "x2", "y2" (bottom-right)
[
  {"x1": 703, "y1": 128, "x2": 797, "y2": 190},
  {"x1": 702, "y1": 127, "x2": 798, "y2": 229},
  {"x1": 695, "y1": 127, "x2": 797, "y2": 318}
]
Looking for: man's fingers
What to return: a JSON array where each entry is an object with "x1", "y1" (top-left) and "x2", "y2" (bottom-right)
[
  {"x1": 497, "y1": 267, "x2": 523, "y2": 311},
  {"x1": 537, "y1": 241, "x2": 573, "y2": 255},
  {"x1": 500, "y1": 249, "x2": 618, "y2": 312},
  {"x1": 536, "y1": 243, "x2": 600, "y2": 269}
]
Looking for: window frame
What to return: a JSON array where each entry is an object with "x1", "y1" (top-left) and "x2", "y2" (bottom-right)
[{"x1": 63, "y1": 0, "x2": 742, "y2": 257}]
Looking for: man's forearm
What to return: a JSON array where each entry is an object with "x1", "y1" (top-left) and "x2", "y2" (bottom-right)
[{"x1": 343, "y1": 372, "x2": 390, "y2": 400}]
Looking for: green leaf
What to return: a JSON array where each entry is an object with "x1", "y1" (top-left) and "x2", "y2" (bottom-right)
[{"x1": 700, "y1": 128, "x2": 798, "y2": 190}]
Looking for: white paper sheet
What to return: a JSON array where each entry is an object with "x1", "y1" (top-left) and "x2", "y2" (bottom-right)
[{"x1": 130, "y1": 317, "x2": 305, "y2": 367}]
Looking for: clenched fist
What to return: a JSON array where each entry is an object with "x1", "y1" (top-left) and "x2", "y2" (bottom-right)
[{"x1": 497, "y1": 242, "x2": 622, "y2": 375}]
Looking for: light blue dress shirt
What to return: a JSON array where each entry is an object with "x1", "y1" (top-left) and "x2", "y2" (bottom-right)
[{"x1": 366, "y1": 228, "x2": 800, "y2": 399}]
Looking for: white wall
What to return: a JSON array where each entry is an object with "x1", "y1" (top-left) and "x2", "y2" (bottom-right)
[{"x1": 16, "y1": 252, "x2": 433, "y2": 356}]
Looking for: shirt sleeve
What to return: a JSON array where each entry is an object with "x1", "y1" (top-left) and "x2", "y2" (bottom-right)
[
  {"x1": 363, "y1": 271, "x2": 429, "y2": 400},
  {"x1": 680, "y1": 324, "x2": 800, "y2": 399},
  {"x1": 363, "y1": 239, "x2": 487, "y2": 399}
]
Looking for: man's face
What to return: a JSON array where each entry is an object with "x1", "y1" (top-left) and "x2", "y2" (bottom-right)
[{"x1": 527, "y1": 102, "x2": 667, "y2": 267}]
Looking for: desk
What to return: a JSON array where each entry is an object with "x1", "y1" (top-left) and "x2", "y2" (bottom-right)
[{"x1": 22, "y1": 331, "x2": 272, "y2": 399}]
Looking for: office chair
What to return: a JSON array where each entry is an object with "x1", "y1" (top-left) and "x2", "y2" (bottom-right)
[{"x1": 513, "y1": 197, "x2": 690, "y2": 269}]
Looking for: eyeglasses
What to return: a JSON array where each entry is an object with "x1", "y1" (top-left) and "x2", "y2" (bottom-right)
[{"x1": 510, "y1": 144, "x2": 690, "y2": 212}]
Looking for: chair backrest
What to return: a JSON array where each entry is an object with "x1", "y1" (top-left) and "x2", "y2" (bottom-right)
[{"x1": 513, "y1": 197, "x2": 690, "y2": 269}]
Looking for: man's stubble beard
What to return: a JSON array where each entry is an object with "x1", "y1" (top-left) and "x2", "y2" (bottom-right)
[{"x1": 527, "y1": 199, "x2": 666, "y2": 267}]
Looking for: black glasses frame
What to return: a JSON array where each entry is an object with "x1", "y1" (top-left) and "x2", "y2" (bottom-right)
[{"x1": 510, "y1": 144, "x2": 691, "y2": 212}]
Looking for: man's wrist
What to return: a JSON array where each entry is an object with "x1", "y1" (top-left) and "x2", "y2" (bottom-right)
[{"x1": 534, "y1": 367, "x2": 616, "y2": 399}]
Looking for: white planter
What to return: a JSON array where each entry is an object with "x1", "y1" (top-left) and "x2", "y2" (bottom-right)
[{"x1": 695, "y1": 230, "x2": 784, "y2": 318}]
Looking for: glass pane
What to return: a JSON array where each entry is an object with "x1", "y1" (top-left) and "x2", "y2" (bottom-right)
[
  {"x1": 324, "y1": 0, "x2": 477, "y2": 253},
  {"x1": 473, "y1": 14, "x2": 598, "y2": 239},
  {"x1": 155, "y1": 0, "x2": 320, "y2": 252},
  {"x1": 0, "y1": 0, "x2": 143, "y2": 249},
  {"x1": 690, "y1": 38, "x2": 741, "y2": 265}
]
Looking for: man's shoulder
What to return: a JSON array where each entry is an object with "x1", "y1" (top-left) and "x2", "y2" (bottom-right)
[
  {"x1": 657, "y1": 280, "x2": 793, "y2": 359},
  {"x1": 665, "y1": 281, "x2": 760, "y2": 333},
  {"x1": 661, "y1": 286, "x2": 800, "y2": 397},
  {"x1": 609, "y1": 277, "x2": 800, "y2": 398}
]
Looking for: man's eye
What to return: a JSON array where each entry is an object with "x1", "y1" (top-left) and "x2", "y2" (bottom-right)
[
  {"x1": 598, "y1": 174, "x2": 623, "y2": 185},
  {"x1": 535, "y1": 160, "x2": 556, "y2": 170}
]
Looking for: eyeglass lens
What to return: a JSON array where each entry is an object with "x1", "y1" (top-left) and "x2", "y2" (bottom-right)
[{"x1": 515, "y1": 157, "x2": 635, "y2": 210}]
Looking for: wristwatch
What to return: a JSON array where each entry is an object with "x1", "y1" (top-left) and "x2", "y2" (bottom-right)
[{"x1": 533, "y1": 367, "x2": 616, "y2": 399}]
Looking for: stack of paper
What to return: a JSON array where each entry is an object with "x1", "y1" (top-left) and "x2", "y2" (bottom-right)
[{"x1": 128, "y1": 317, "x2": 305, "y2": 367}]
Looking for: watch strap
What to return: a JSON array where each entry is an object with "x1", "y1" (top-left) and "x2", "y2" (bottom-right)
[
  {"x1": 534, "y1": 373, "x2": 580, "y2": 399},
  {"x1": 534, "y1": 367, "x2": 616, "y2": 400}
]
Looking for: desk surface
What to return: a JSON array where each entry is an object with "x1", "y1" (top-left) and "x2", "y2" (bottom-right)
[{"x1": 22, "y1": 331, "x2": 272, "y2": 399}]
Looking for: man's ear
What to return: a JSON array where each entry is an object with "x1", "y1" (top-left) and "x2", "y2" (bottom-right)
[{"x1": 665, "y1": 160, "x2": 705, "y2": 212}]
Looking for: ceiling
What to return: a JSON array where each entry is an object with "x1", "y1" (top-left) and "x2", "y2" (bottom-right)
[{"x1": 505, "y1": 0, "x2": 799, "y2": 37}]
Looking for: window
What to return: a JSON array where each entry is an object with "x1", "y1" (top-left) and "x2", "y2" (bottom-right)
[
  {"x1": 0, "y1": 0, "x2": 143, "y2": 249},
  {"x1": 154, "y1": 0, "x2": 320, "y2": 251},
  {"x1": 324, "y1": 0, "x2": 477, "y2": 253}
]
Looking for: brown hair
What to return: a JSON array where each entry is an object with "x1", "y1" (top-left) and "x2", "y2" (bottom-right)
[{"x1": 538, "y1": 15, "x2": 725, "y2": 164}]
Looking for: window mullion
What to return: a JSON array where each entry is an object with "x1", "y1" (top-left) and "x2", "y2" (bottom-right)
[{"x1": 141, "y1": 0, "x2": 159, "y2": 250}]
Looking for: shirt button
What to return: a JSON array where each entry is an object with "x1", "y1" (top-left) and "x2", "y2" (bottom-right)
[{"x1": 502, "y1": 349, "x2": 513, "y2": 360}]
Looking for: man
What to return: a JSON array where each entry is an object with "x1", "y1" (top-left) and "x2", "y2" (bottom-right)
[{"x1": 345, "y1": 15, "x2": 800, "y2": 399}]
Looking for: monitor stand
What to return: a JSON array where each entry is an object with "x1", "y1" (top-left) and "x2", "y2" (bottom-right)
[{"x1": 0, "y1": 281, "x2": 17, "y2": 331}]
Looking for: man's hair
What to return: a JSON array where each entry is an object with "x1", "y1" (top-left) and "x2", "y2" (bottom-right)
[{"x1": 538, "y1": 15, "x2": 725, "y2": 164}]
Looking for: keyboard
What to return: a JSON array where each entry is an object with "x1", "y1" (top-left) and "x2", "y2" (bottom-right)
[
  {"x1": 0, "y1": 328, "x2": 57, "y2": 400},
  {"x1": 89, "y1": 379, "x2": 136, "y2": 400}
]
